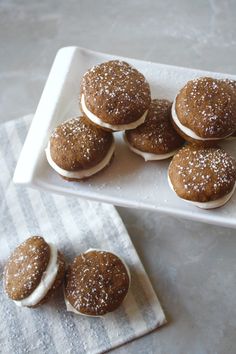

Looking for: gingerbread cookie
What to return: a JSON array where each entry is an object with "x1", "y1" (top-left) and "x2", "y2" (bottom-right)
[
  {"x1": 45, "y1": 116, "x2": 115, "y2": 180},
  {"x1": 64, "y1": 249, "x2": 130, "y2": 316},
  {"x1": 172, "y1": 77, "x2": 236, "y2": 144},
  {"x1": 168, "y1": 145, "x2": 236, "y2": 209},
  {"x1": 80, "y1": 60, "x2": 151, "y2": 131},
  {"x1": 4, "y1": 236, "x2": 66, "y2": 307},
  {"x1": 125, "y1": 99, "x2": 184, "y2": 160}
]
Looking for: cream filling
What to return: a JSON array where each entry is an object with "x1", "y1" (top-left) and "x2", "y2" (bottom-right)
[
  {"x1": 171, "y1": 98, "x2": 232, "y2": 141},
  {"x1": 124, "y1": 134, "x2": 178, "y2": 161},
  {"x1": 14, "y1": 243, "x2": 59, "y2": 307},
  {"x1": 168, "y1": 172, "x2": 236, "y2": 209},
  {"x1": 81, "y1": 94, "x2": 147, "y2": 131},
  {"x1": 45, "y1": 140, "x2": 115, "y2": 179},
  {"x1": 65, "y1": 248, "x2": 131, "y2": 317}
]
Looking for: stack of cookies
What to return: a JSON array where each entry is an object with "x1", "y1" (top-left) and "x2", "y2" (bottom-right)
[
  {"x1": 46, "y1": 60, "x2": 184, "y2": 178},
  {"x1": 168, "y1": 77, "x2": 236, "y2": 209},
  {"x1": 45, "y1": 60, "x2": 236, "y2": 209},
  {"x1": 46, "y1": 60, "x2": 151, "y2": 181}
]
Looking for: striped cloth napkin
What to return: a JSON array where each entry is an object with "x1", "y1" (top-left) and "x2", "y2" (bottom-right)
[{"x1": 0, "y1": 115, "x2": 166, "y2": 354}]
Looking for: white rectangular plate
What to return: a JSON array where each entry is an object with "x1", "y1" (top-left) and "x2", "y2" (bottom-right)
[{"x1": 13, "y1": 46, "x2": 236, "y2": 228}]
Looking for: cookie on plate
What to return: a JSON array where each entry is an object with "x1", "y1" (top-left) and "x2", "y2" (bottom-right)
[
  {"x1": 222, "y1": 80, "x2": 236, "y2": 140},
  {"x1": 124, "y1": 99, "x2": 184, "y2": 160},
  {"x1": 171, "y1": 77, "x2": 236, "y2": 144},
  {"x1": 3, "y1": 236, "x2": 66, "y2": 307},
  {"x1": 80, "y1": 60, "x2": 151, "y2": 131},
  {"x1": 168, "y1": 145, "x2": 236, "y2": 209},
  {"x1": 45, "y1": 116, "x2": 115, "y2": 181},
  {"x1": 64, "y1": 249, "x2": 130, "y2": 316}
]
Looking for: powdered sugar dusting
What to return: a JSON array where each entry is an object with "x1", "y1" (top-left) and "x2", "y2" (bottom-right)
[
  {"x1": 50, "y1": 117, "x2": 113, "y2": 170},
  {"x1": 221, "y1": 78, "x2": 236, "y2": 91},
  {"x1": 65, "y1": 250, "x2": 130, "y2": 316},
  {"x1": 127, "y1": 99, "x2": 183, "y2": 154},
  {"x1": 81, "y1": 60, "x2": 151, "y2": 122},
  {"x1": 176, "y1": 77, "x2": 236, "y2": 138},
  {"x1": 4, "y1": 236, "x2": 49, "y2": 300},
  {"x1": 171, "y1": 146, "x2": 236, "y2": 200}
]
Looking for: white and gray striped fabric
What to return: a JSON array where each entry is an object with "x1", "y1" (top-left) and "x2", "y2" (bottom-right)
[{"x1": 0, "y1": 115, "x2": 166, "y2": 354}]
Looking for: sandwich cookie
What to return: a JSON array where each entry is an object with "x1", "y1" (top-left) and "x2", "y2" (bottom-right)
[
  {"x1": 124, "y1": 99, "x2": 184, "y2": 161},
  {"x1": 64, "y1": 249, "x2": 130, "y2": 317},
  {"x1": 46, "y1": 117, "x2": 115, "y2": 181},
  {"x1": 80, "y1": 60, "x2": 151, "y2": 131},
  {"x1": 171, "y1": 77, "x2": 236, "y2": 144},
  {"x1": 168, "y1": 145, "x2": 236, "y2": 209},
  {"x1": 3, "y1": 236, "x2": 66, "y2": 307},
  {"x1": 222, "y1": 79, "x2": 236, "y2": 139}
]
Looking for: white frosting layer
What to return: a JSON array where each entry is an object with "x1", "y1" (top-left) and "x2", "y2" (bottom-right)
[
  {"x1": 124, "y1": 134, "x2": 178, "y2": 161},
  {"x1": 45, "y1": 140, "x2": 115, "y2": 179},
  {"x1": 65, "y1": 248, "x2": 131, "y2": 317},
  {"x1": 14, "y1": 243, "x2": 59, "y2": 307},
  {"x1": 81, "y1": 94, "x2": 147, "y2": 131},
  {"x1": 171, "y1": 98, "x2": 232, "y2": 141},
  {"x1": 168, "y1": 173, "x2": 236, "y2": 209},
  {"x1": 64, "y1": 297, "x2": 99, "y2": 317}
]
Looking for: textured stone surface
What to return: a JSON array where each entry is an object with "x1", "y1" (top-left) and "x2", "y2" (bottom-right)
[
  {"x1": 1, "y1": 0, "x2": 236, "y2": 123},
  {"x1": 117, "y1": 209, "x2": 236, "y2": 354},
  {"x1": 1, "y1": 0, "x2": 236, "y2": 353}
]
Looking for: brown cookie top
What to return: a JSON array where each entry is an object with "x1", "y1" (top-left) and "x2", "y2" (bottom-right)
[
  {"x1": 168, "y1": 145, "x2": 236, "y2": 202},
  {"x1": 222, "y1": 79, "x2": 236, "y2": 138},
  {"x1": 65, "y1": 250, "x2": 130, "y2": 316},
  {"x1": 175, "y1": 77, "x2": 236, "y2": 138},
  {"x1": 125, "y1": 99, "x2": 184, "y2": 154},
  {"x1": 50, "y1": 116, "x2": 114, "y2": 171},
  {"x1": 4, "y1": 236, "x2": 50, "y2": 301},
  {"x1": 81, "y1": 60, "x2": 151, "y2": 125},
  {"x1": 221, "y1": 78, "x2": 236, "y2": 92}
]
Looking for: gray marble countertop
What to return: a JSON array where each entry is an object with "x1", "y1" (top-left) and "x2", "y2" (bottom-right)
[{"x1": 1, "y1": 1, "x2": 236, "y2": 353}]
